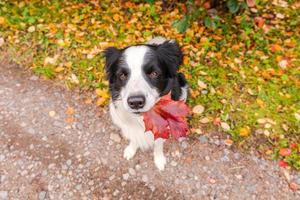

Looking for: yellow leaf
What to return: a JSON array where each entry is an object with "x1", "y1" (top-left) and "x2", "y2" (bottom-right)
[
  {"x1": 65, "y1": 107, "x2": 75, "y2": 115},
  {"x1": 239, "y1": 127, "x2": 250, "y2": 137},
  {"x1": 0, "y1": 17, "x2": 5, "y2": 25},
  {"x1": 113, "y1": 14, "x2": 120, "y2": 21},
  {"x1": 54, "y1": 66, "x2": 64, "y2": 72},
  {"x1": 96, "y1": 97, "x2": 106, "y2": 106},
  {"x1": 95, "y1": 89, "x2": 109, "y2": 99}
]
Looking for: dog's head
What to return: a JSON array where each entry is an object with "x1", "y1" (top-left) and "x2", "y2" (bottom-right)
[{"x1": 104, "y1": 40, "x2": 183, "y2": 114}]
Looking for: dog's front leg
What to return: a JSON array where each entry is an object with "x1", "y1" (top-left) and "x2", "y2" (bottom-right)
[
  {"x1": 154, "y1": 138, "x2": 166, "y2": 171},
  {"x1": 123, "y1": 141, "x2": 138, "y2": 160}
]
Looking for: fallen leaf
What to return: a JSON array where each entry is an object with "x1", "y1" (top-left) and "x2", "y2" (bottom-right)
[
  {"x1": 294, "y1": 113, "x2": 300, "y2": 121},
  {"x1": 221, "y1": 122, "x2": 230, "y2": 131},
  {"x1": 289, "y1": 182, "x2": 298, "y2": 191},
  {"x1": 27, "y1": 26, "x2": 35, "y2": 32},
  {"x1": 246, "y1": 0, "x2": 255, "y2": 7},
  {"x1": 54, "y1": 66, "x2": 64, "y2": 72},
  {"x1": 239, "y1": 127, "x2": 250, "y2": 137},
  {"x1": 0, "y1": 17, "x2": 5, "y2": 25},
  {"x1": 143, "y1": 94, "x2": 190, "y2": 140},
  {"x1": 96, "y1": 97, "x2": 106, "y2": 106},
  {"x1": 224, "y1": 139, "x2": 233, "y2": 146},
  {"x1": 65, "y1": 117, "x2": 75, "y2": 123},
  {"x1": 197, "y1": 80, "x2": 207, "y2": 89},
  {"x1": 279, "y1": 148, "x2": 292, "y2": 157},
  {"x1": 254, "y1": 17, "x2": 264, "y2": 28},
  {"x1": 65, "y1": 107, "x2": 75, "y2": 115},
  {"x1": 200, "y1": 117, "x2": 210, "y2": 124},
  {"x1": 278, "y1": 160, "x2": 288, "y2": 168},
  {"x1": 0, "y1": 37, "x2": 4, "y2": 47},
  {"x1": 192, "y1": 105, "x2": 205, "y2": 114}
]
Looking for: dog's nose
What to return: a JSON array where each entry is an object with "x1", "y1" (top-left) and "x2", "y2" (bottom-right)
[{"x1": 127, "y1": 95, "x2": 146, "y2": 110}]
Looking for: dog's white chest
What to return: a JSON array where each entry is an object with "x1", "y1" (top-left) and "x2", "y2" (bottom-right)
[{"x1": 109, "y1": 102, "x2": 154, "y2": 150}]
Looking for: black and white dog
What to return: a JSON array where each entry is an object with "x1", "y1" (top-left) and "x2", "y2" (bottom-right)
[{"x1": 104, "y1": 37, "x2": 188, "y2": 170}]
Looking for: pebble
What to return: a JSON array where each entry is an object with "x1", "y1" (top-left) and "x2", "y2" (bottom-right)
[
  {"x1": 128, "y1": 168, "x2": 136, "y2": 176},
  {"x1": 181, "y1": 141, "x2": 188, "y2": 149},
  {"x1": 0, "y1": 191, "x2": 7, "y2": 200},
  {"x1": 170, "y1": 161, "x2": 178, "y2": 167},
  {"x1": 296, "y1": 177, "x2": 300, "y2": 185},
  {"x1": 110, "y1": 133, "x2": 121, "y2": 143},
  {"x1": 0, "y1": 155, "x2": 5, "y2": 162},
  {"x1": 235, "y1": 174, "x2": 243, "y2": 180},
  {"x1": 29, "y1": 75, "x2": 39, "y2": 81},
  {"x1": 75, "y1": 184, "x2": 82, "y2": 190},
  {"x1": 198, "y1": 135, "x2": 208, "y2": 144},
  {"x1": 205, "y1": 156, "x2": 210, "y2": 161},
  {"x1": 220, "y1": 155, "x2": 230, "y2": 162},
  {"x1": 38, "y1": 191, "x2": 47, "y2": 200},
  {"x1": 109, "y1": 175, "x2": 115, "y2": 181},
  {"x1": 66, "y1": 159, "x2": 72, "y2": 166},
  {"x1": 233, "y1": 153, "x2": 240, "y2": 160},
  {"x1": 122, "y1": 173, "x2": 129, "y2": 180},
  {"x1": 76, "y1": 123, "x2": 83, "y2": 130},
  {"x1": 142, "y1": 175, "x2": 148, "y2": 183}
]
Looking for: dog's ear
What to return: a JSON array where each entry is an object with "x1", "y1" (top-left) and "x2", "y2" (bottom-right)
[
  {"x1": 156, "y1": 40, "x2": 183, "y2": 77},
  {"x1": 103, "y1": 47, "x2": 121, "y2": 75}
]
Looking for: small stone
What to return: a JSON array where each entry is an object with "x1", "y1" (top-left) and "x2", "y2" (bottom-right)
[
  {"x1": 0, "y1": 191, "x2": 7, "y2": 199},
  {"x1": 66, "y1": 159, "x2": 72, "y2": 166},
  {"x1": 29, "y1": 75, "x2": 39, "y2": 81},
  {"x1": 142, "y1": 175, "x2": 148, "y2": 183},
  {"x1": 0, "y1": 155, "x2": 5, "y2": 162},
  {"x1": 110, "y1": 133, "x2": 121, "y2": 143},
  {"x1": 170, "y1": 161, "x2": 178, "y2": 167},
  {"x1": 128, "y1": 168, "x2": 136, "y2": 176},
  {"x1": 38, "y1": 191, "x2": 47, "y2": 200},
  {"x1": 198, "y1": 135, "x2": 208, "y2": 144},
  {"x1": 200, "y1": 117, "x2": 210, "y2": 124},
  {"x1": 122, "y1": 173, "x2": 129, "y2": 180},
  {"x1": 235, "y1": 174, "x2": 243, "y2": 180},
  {"x1": 205, "y1": 156, "x2": 210, "y2": 161},
  {"x1": 75, "y1": 184, "x2": 82, "y2": 190},
  {"x1": 209, "y1": 178, "x2": 216, "y2": 184},
  {"x1": 109, "y1": 175, "x2": 115, "y2": 181},
  {"x1": 76, "y1": 123, "x2": 83, "y2": 130},
  {"x1": 113, "y1": 189, "x2": 119, "y2": 196},
  {"x1": 49, "y1": 111, "x2": 56, "y2": 117},
  {"x1": 181, "y1": 141, "x2": 188, "y2": 149},
  {"x1": 233, "y1": 153, "x2": 240, "y2": 160},
  {"x1": 220, "y1": 155, "x2": 230, "y2": 162}
]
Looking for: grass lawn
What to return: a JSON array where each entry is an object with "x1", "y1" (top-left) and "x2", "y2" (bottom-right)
[{"x1": 0, "y1": 0, "x2": 299, "y2": 169}]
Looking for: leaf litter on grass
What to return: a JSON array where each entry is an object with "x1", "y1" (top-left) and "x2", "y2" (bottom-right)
[{"x1": 0, "y1": 0, "x2": 299, "y2": 169}]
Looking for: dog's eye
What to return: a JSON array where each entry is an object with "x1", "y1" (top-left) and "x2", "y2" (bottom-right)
[
  {"x1": 148, "y1": 71, "x2": 159, "y2": 79},
  {"x1": 119, "y1": 73, "x2": 128, "y2": 81}
]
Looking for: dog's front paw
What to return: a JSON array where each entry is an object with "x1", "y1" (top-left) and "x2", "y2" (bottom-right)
[
  {"x1": 123, "y1": 145, "x2": 137, "y2": 160},
  {"x1": 154, "y1": 155, "x2": 166, "y2": 171}
]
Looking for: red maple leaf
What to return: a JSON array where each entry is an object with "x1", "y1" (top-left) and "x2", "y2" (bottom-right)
[{"x1": 143, "y1": 94, "x2": 190, "y2": 140}]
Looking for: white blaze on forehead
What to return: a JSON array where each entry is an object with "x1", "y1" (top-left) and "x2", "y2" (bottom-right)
[
  {"x1": 121, "y1": 45, "x2": 159, "y2": 112},
  {"x1": 124, "y1": 45, "x2": 149, "y2": 77}
]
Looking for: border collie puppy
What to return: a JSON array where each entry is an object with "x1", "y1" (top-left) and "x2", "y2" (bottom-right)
[{"x1": 104, "y1": 37, "x2": 188, "y2": 170}]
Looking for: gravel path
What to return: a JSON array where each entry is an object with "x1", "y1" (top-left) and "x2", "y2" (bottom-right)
[{"x1": 0, "y1": 60, "x2": 299, "y2": 200}]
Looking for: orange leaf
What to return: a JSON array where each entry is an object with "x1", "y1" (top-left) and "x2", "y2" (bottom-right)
[{"x1": 279, "y1": 148, "x2": 291, "y2": 156}]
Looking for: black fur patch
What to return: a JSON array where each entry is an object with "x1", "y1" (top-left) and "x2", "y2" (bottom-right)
[{"x1": 104, "y1": 40, "x2": 187, "y2": 101}]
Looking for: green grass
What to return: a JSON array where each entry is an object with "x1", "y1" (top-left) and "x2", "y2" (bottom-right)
[{"x1": 0, "y1": 0, "x2": 299, "y2": 169}]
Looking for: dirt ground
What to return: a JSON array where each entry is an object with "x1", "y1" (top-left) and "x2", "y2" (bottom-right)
[{"x1": 0, "y1": 60, "x2": 299, "y2": 200}]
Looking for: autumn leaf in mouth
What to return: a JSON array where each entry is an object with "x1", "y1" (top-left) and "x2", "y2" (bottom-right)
[{"x1": 143, "y1": 94, "x2": 190, "y2": 140}]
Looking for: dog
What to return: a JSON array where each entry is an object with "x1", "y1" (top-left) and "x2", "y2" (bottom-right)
[{"x1": 104, "y1": 37, "x2": 188, "y2": 170}]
